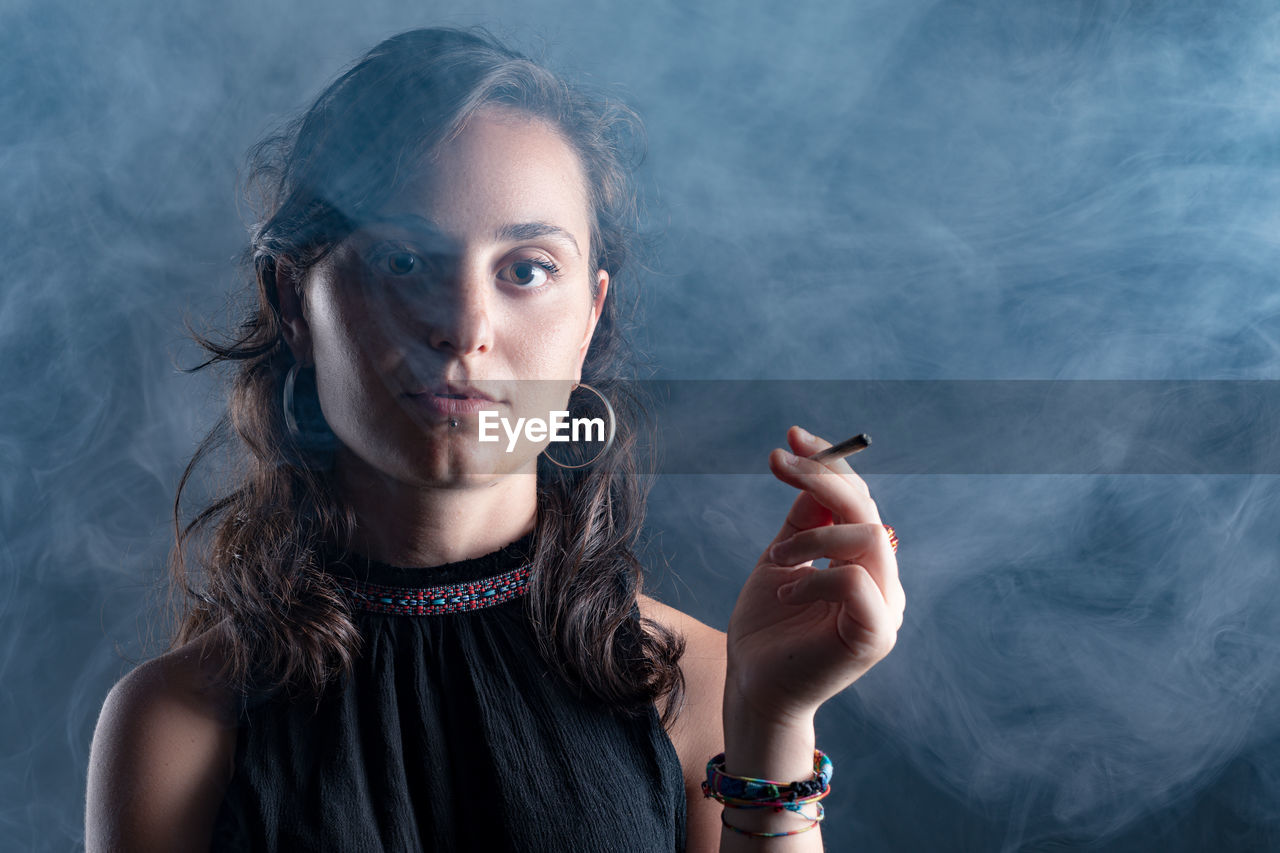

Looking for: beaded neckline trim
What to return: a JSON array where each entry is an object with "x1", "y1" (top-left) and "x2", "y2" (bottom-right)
[{"x1": 330, "y1": 564, "x2": 534, "y2": 615}]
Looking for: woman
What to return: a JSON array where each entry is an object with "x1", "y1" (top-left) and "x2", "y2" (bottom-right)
[{"x1": 85, "y1": 27, "x2": 904, "y2": 851}]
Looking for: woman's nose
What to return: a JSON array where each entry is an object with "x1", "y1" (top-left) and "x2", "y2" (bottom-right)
[{"x1": 425, "y1": 266, "x2": 494, "y2": 356}]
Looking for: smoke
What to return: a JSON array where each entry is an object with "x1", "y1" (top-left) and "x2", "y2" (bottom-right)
[{"x1": 4, "y1": 0, "x2": 1280, "y2": 850}]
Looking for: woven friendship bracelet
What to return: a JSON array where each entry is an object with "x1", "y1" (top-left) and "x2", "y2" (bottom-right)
[
  {"x1": 704, "y1": 750, "x2": 833, "y2": 838},
  {"x1": 330, "y1": 565, "x2": 534, "y2": 615},
  {"x1": 702, "y1": 749, "x2": 833, "y2": 822},
  {"x1": 703, "y1": 749, "x2": 833, "y2": 804}
]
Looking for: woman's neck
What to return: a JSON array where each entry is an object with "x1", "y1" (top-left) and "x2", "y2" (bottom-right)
[{"x1": 333, "y1": 448, "x2": 537, "y2": 568}]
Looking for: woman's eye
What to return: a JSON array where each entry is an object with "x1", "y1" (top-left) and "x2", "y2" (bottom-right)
[
  {"x1": 380, "y1": 250, "x2": 421, "y2": 276},
  {"x1": 500, "y1": 258, "x2": 559, "y2": 288}
]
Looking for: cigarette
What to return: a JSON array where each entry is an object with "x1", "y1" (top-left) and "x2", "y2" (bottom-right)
[{"x1": 808, "y1": 432, "x2": 871, "y2": 464}]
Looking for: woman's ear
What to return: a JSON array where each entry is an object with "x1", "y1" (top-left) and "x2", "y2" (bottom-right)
[
  {"x1": 576, "y1": 268, "x2": 610, "y2": 377},
  {"x1": 274, "y1": 259, "x2": 313, "y2": 365}
]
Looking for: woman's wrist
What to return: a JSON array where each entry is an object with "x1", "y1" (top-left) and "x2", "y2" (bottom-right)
[
  {"x1": 716, "y1": 697, "x2": 823, "y2": 840},
  {"x1": 721, "y1": 686, "x2": 817, "y2": 781}
]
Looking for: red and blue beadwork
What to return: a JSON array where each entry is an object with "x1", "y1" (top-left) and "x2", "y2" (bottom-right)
[{"x1": 332, "y1": 565, "x2": 534, "y2": 615}]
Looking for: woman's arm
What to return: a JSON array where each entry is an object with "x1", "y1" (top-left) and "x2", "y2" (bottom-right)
[
  {"x1": 717, "y1": 692, "x2": 823, "y2": 850},
  {"x1": 712, "y1": 425, "x2": 905, "y2": 851},
  {"x1": 645, "y1": 597, "x2": 826, "y2": 852},
  {"x1": 641, "y1": 595, "x2": 729, "y2": 851},
  {"x1": 85, "y1": 640, "x2": 237, "y2": 853}
]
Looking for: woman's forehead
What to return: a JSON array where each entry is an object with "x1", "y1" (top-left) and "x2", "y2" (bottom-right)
[{"x1": 371, "y1": 108, "x2": 592, "y2": 247}]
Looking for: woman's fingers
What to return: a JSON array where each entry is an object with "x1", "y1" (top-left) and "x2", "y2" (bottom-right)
[
  {"x1": 761, "y1": 428, "x2": 904, "y2": 622},
  {"x1": 768, "y1": 434, "x2": 882, "y2": 544},
  {"x1": 771, "y1": 522, "x2": 904, "y2": 615},
  {"x1": 771, "y1": 521, "x2": 890, "y2": 568},
  {"x1": 777, "y1": 563, "x2": 902, "y2": 645},
  {"x1": 788, "y1": 426, "x2": 870, "y2": 487},
  {"x1": 766, "y1": 427, "x2": 872, "y2": 541}
]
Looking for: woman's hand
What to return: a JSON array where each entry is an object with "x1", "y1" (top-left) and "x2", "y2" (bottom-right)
[{"x1": 725, "y1": 425, "x2": 906, "y2": 725}]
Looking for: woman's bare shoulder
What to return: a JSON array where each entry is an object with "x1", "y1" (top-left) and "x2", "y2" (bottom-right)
[
  {"x1": 636, "y1": 593, "x2": 728, "y2": 850},
  {"x1": 636, "y1": 593, "x2": 727, "y2": 725},
  {"x1": 130, "y1": 626, "x2": 241, "y2": 725},
  {"x1": 637, "y1": 593, "x2": 726, "y2": 653},
  {"x1": 85, "y1": 627, "x2": 239, "y2": 851}
]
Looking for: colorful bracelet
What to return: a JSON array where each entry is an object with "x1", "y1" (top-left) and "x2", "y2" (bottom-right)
[
  {"x1": 714, "y1": 791, "x2": 828, "y2": 810},
  {"x1": 703, "y1": 749, "x2": 833, "y2": 804},
  {"x1": 720, "y1": 805, "x2": 823, "y2": 838},
  {"x1": 702, "y1": 749, "x2": 833, "y2": 838}
]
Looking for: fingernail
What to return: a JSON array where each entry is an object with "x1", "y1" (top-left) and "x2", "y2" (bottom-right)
[
  {"x1": 779, "y1": 449, "x2": 800, "y2": 465},
  {"x1": 769, "y1": 539, "x2": 792, "y2": 562},
  {"x1": 795, "y1": 426, "x2": 814, "y2": 442},
  {"x1": 777, "y1": 581, "x2": 799, "y2": 602}
]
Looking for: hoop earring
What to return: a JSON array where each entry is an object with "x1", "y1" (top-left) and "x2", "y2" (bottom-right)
[
  {"x1": 282, "y1": 362, "x2": 340, "y2": 454},
  {"x1": 541, "y1": 381, "x2": 618, "y2": 469}
]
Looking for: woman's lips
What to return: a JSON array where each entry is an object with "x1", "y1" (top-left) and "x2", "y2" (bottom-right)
[{"x1": 403, "y1": 392, "x2": 502, "y2": 416}]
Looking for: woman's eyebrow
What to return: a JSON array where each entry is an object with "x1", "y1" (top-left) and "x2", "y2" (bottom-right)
[
  {"x1": 360, "y1": 215, "x2": 581, "y2": 259},
  {"x1": 359, "y1": 214, "x2": 453, "y2": 246},
  {"x1": 495, "y1": 222, "x2": 581, "y2": 259}
]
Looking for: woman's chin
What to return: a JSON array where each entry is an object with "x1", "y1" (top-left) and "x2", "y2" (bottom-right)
[{"x1": 405, "y1": 443, "x2": 538, "y2": 485}]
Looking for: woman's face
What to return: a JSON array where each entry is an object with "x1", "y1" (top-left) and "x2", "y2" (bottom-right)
[{"x1": 286, "y1": 106, "x2": 608, "y2": 486}]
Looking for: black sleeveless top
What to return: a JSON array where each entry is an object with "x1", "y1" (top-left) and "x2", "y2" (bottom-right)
[{"x1": 209, "y1": 532, "x2": 688, "y2": 851}]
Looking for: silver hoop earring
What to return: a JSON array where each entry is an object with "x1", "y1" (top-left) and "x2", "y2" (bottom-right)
[
  {"x1": 282, "y1": 362, "x2": 340, "y2": 453},
  {"x1": 282, "y1": 362, "x2": 305, "y2": 438},
  {"x1": 541, "y1": 381, "x2": 618, "y2": 469}
]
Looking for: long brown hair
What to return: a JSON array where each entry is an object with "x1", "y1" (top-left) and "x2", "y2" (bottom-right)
[{"x1": 163, "y1": 27, "x2": 686, "y2": 726}]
